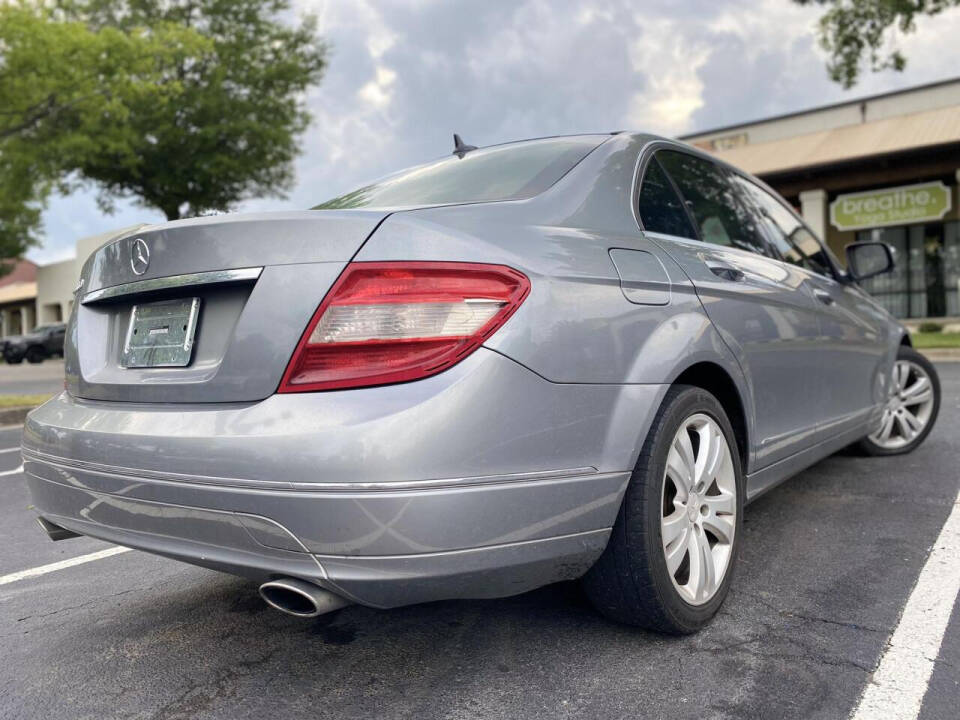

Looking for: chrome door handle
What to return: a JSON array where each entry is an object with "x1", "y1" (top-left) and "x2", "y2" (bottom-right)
[
  {"x1": 705, "y1": 262, "x2": 745, "y2": 282},
  {"x1": 813, "y1": 289, "x2": 835, "y2": 305}
]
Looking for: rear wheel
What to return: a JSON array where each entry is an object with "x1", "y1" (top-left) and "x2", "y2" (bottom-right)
[
  {"x1": 583, "y1": 385, "x2": 743, "y2": 633},
  {"x1": 25, "y1": 346, "x2": 45, "y2": 364},
  {"x1": 858, "y1": 345, "x2": 940, "y2": 456}
]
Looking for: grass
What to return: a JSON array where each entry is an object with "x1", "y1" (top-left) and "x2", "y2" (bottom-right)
[
  {"x1": 0, "y1": 393, "x2": 53, "y2": 408},
  {"x1": 912, "y1": 332, "x2": 960, "y2": 349}
]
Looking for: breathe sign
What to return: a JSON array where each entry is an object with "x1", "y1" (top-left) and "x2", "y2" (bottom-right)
[{"x1": 830, "y1": 182, "x2": 952, "y2": 231}]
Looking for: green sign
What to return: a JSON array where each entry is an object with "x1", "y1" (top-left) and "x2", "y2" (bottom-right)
[{"x1": 830, "y1": 181, "x2": 952, "y2": 231}]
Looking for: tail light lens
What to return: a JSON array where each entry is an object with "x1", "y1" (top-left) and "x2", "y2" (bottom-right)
[{"x1": 278, "y1": 261, "x2": 530, "y2": 392}]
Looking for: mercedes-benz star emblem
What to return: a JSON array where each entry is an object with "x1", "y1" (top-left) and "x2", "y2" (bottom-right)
[{"x1": 131, "y1": 238, "x2": 150, "y2": 275}]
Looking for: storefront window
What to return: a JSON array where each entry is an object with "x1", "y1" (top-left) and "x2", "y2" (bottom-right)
[
  {"x1": 857, "y1": 220, "x2": 959, "y2": 318},
  {"x1": 944, "y1": 221, "x2": 960, "y2": 316}
]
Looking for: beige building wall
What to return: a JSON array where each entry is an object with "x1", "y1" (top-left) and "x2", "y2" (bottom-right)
[
  {"x1": 35, "y1": 259, "x2": 76, "y2": 324},
  {"x1": 34, "y1": 224, "x2": 147, "y2": 325},
  {"x1": 683, "y1": 78, "x2": 960, "y2": 150}
]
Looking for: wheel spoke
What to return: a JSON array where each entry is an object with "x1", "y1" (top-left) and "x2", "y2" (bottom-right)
[
  {"x1": 661, "y1": 509, "x2": 687, "y2": 548},
  {"x1": 896, "y1": 362, "x2": 909, "y2": 393},
  {"x1": 702, "y1": 490, "x2": 734, "y2": 516},
  {"x1": 901, "y1": 375, "x2": 929, "y2": 400},
  {"x1": 876, "y1": 411, "x2": 896, "y2": 442},
  {"x1": 685, "y1": 529, "x2": 703, "y2": 598},
  {"x1": 899, "y1": 409, "x2": 923, "y2": 438},
  {"x1": 686, "y1": 530, "x2": 715, "y2": 602},
  {"x1": 670, "y1": 432, "x2": 696, "y2": 495},
  {"x1": 695, "y1": 425, "x2": 723, "y2": 491},
  {"x1": 702, "y1": 513, "x2": 735, "y2": 544},
  {"x1": 904, "y1": 388, "x2": 933, "y2": 406},
  {"x1": 698, "y1": 532, "x2": 716, "y2": 599},
  {"x1": 664, "y1": 526, "x2": 689, "y2": 575},
  {"x1": 666, "y1": 446, "x2": 692, "y2": 499}
]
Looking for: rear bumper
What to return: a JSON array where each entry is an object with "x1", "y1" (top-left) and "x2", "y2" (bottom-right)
[{"x1": 23, "y1": 349, "x2": 665, "y2": 608}]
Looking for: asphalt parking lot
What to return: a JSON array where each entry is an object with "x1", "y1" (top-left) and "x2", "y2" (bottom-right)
[{"x1": 1, "y1": 364, "x2": 958, "y2": 720}]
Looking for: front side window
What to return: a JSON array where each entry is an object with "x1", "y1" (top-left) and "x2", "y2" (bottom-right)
[
  {"x1": 656, "y1": 150, "x2": 768, "y2": 256},
  {"x1": 314, "y1": 136, "x2": 605, "y2": 209},
  {"x1": 732, "y1": 176, "x2": 833, "y2": 276},
  {"x1": 637, "y1": 157, "x2": 697, "y2": 239}
]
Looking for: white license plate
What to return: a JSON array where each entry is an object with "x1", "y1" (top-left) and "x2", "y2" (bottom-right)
[{"x1": 121, "y1": 298, "x2": 200, "y2": 368}]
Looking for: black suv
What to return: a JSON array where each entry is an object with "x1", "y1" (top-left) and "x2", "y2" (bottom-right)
[{"x1": 4, "y1": 324, "x2": 66, "y2": 364}]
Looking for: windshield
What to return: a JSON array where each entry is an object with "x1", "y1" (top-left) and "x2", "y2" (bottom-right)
[{"x1": 314, "y1": 136, "x2": 606, "y2": 210}]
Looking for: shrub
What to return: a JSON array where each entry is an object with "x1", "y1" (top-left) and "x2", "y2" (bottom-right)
[{"x1": 918, "y1": 322, "x2": 944, "y2": 334}]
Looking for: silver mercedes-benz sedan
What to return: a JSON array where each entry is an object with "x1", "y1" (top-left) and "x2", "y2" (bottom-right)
[{"x1": 23, "y1": 133, "x2": 941, "y2": 633}]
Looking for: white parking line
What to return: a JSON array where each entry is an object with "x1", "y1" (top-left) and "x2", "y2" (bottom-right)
[
  {"x1": 851, "y1": 492, "x2": 960, "y2": 720},
  {"x1": 0, "y1": 465, "x2": 23, "y2": 477},
  {"x1": 0, "y1": 546, "x2": 131, "y2": 587},
  {"x1": 0, "y1": 447, "x2": 21, "y2": 454}
]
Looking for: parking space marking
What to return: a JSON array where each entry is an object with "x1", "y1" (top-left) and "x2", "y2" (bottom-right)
[
  {"x1": 851, "y1": 492, "x2": 960, "y2": 720},
  {"x1": 0, "y1": 465, "x2": 23, "y2": 477},
  {"x1": 0, "y1": 546, "x2": 131, "y2": 587},
  {"x1": 0, "y1": 447, "x2": 21, "y2": 455}
]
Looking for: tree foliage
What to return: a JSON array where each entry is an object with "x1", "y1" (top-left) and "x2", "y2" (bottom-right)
[
  {"x1": 796, "y1": 0, "x2": 960, "y2": 88},
  {"x1": 63, "y1": 0, "x2": 328, "y2": 220},
  {"x1": 0, "y1": 2, "x2": 208, "y2": 260},
  {"x1": 0, "y1": 0, "x2": 326, "y2": 265}
]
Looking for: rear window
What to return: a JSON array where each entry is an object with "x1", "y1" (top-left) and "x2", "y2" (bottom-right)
[{"x1": 314, "y1": 136, "x2": 606, "y2": 209}]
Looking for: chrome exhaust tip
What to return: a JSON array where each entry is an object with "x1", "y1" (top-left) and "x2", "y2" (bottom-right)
[
  {"x1": 37, "y1": 517, "x2": 80, "y2": 541},
  {"x1": 258, "y1": 578, "x2": 351, "y2": 618}
]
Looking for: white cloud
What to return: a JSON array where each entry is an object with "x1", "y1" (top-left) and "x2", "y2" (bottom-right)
[
  {"x1": 29, "y1": 0, "x2": 960, "y2": 262},
  {"x1": 625, "y1": 18, "x2": 711, "y2": 135}
]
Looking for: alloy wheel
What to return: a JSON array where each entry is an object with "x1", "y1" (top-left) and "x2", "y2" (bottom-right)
[
  {"x1": 660, "y1": 413, "x2": 737, "y2": 606},
  {"x1": 868, "y1": 359, "x2": 936, "y2": 450}
]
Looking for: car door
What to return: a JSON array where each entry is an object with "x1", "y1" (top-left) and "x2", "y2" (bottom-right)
[
  {"x1": 731, "y1": 175, "x2": 890, "y2": 437},
  {"x1": 641, "y1": 148, "x2": 825, "y2": 469}
]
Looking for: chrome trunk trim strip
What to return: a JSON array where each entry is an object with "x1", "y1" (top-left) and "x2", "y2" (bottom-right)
[{"x1": 81, "y1": 267, "x2": 263, "y2": 304}]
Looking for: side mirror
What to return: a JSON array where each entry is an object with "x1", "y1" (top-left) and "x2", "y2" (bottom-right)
[{"x1": 845, "y1": 242, "x2": 895, "y2": 282}]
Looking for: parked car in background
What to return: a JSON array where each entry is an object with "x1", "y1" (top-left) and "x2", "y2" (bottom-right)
[
  {"x1": 5, "y1": 323, "x2": 66, "y2": 364},
  {"x1": 22, "y1": 133, "x2": 940, "y2": 634}
]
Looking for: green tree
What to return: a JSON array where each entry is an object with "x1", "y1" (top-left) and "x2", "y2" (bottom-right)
[
  {"x1": 0, "y1": 2, "x2": 208, "y2": 261},
  {"x1": 795, "y1": 0, "x2": 960, "y2": 88},
  {"x1": 64, "y1": 0, "x2": 328, "y2": 220}
]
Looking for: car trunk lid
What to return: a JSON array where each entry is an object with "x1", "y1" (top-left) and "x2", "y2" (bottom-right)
[{"x1": 67, "y1": 210, "x2": 389, "y2": 403}]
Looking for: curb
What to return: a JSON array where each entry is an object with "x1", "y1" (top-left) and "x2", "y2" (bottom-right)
[
  {"x1": 919, "y1": 348, "x2": 960, "y2": 363},
  {"x1": 0, "y1": 406, "x2": 34, "y2": 427}
]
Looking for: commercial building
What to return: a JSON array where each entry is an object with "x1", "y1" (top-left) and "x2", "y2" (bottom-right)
[
  {"x1": 681, "y1": 77, "x2": 960, "y2": 320},
  {"x1": 0, "y1": 259, "x2": 38, "y2": 336},
  {"x1": 0, "y1": 226, "x2": 141, "y2": 342},
  {"x1": 34, "y1": 228, "x2": 135, "y2": 329}
]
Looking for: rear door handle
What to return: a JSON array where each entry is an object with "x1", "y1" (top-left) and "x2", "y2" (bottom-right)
[
  {"x1": 705, "y1": 261, "x2": 745, "y2": 282},
  {"x1": 813, "y1": 289, "x2": 835, "y2": 305}
]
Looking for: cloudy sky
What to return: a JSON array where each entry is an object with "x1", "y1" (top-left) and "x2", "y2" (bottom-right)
[{"x1": 30, "y1": 0, "x2": 960, "y2": 264}]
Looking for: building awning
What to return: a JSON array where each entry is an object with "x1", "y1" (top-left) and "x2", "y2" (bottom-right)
[
  {"x1": 703, "y1": 105, "x2": 960, "y2": 177},
  {"x1": 0, "y1": 282, "x2": 37, "y2": 304}
]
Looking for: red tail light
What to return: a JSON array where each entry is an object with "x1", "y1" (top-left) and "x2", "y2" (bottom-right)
[{"x1": 278, "y1": 261, "x2": 530, "y2": 392}]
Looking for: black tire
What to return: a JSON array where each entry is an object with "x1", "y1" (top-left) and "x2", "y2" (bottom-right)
[
  {"x1": 5, "y1": 353, "x2": 22, "y2": 365},
  {"x1": 857, "y1": 345, "x2": 940, "y2": 456},
  {"x1": 583, "y1": 385, "x2": 744, "y2": 634},
  {"x1": 25, "y1": 346, "x2": 45, "y2": 364}
]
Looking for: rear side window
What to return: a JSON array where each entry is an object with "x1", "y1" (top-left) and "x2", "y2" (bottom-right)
[
  {"x1": 637, "y1": 157, "x2": 697, "y2": 239},
  {"x1": 731, "y1": 176, "x2": 833, "y2": 276},
  {"x1": 314, "y1": 136, "x2": 605, "y2": 209},
  {"x1": 656, "y1": 150, "x2": 769, "y2": 256}
]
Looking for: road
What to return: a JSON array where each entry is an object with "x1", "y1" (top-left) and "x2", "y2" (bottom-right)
[
  {"x1": 0, "y1": 358, "x2": 64, "y2": 395},
  {"x1": 1, "y1": 364, "x2": 958, "y2": 720}
]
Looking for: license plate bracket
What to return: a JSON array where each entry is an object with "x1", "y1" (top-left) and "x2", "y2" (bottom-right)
[{"x1": 122, "y1": 297, "x2": 200, "y2": 368}]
